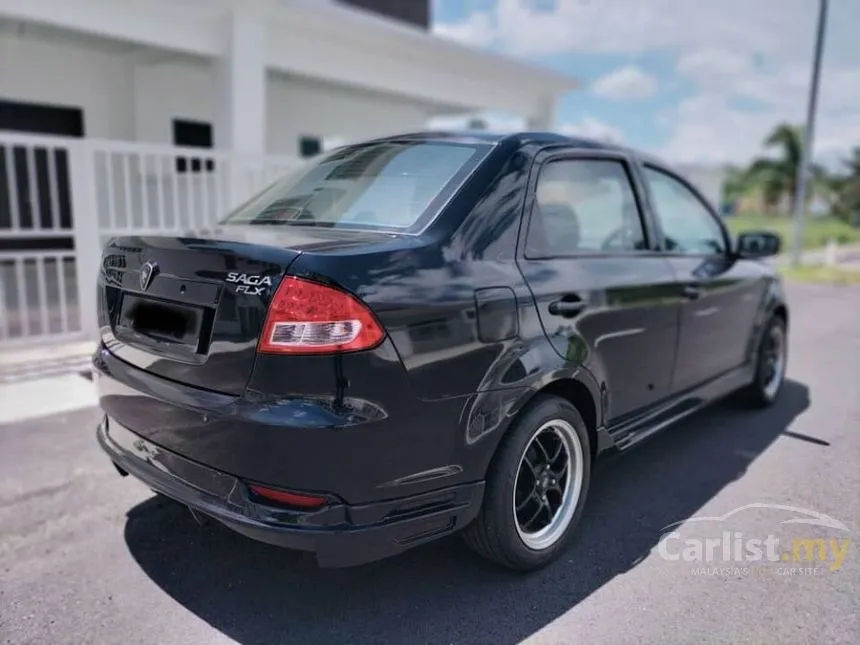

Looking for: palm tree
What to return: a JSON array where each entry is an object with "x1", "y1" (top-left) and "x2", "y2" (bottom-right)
[
  {"x1": 842, "y1": 147, "x2": 860, "y2": 177},
  {"x1": 746, "y1": 124, "x2": 804, "y2": 215},
  {"x1": 832, "y1": 147, "x2": 860, "y2": 224}
]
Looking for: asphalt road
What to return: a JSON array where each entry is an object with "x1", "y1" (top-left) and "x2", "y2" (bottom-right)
[{"x1": 2, "y1": 285, "x2": 859, "y2": 645}]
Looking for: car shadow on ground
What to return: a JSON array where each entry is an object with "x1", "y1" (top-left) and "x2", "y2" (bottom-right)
[{"x1": 124, "y1": 380, "x2": 811, "y2": 645}]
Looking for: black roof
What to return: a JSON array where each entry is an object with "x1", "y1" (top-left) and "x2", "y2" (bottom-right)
[
  {"x1": 361, "y1": 129, "x2": 643, "y2": 155},
  {"x1": 352, "y1": 130, "x2": 674, "y2": 169},
  {"x1": 366, "y1": 130, "x2": 621, "y2": 148}
]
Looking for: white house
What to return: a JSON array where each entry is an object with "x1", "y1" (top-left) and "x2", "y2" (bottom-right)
[
  {"x1": 0, "y1": 0, "x2": 576, "y2": 355},
  {"x1": 0, "y1": 0, "x2": 575, "y2": 154}
]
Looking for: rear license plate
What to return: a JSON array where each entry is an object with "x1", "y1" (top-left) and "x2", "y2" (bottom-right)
[{"x1": 117, "y1": 295, "x2": 202, "y2": 345}]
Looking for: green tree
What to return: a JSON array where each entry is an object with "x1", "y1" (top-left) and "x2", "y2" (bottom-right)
[
  {"x1": 745, "y1": 124, "x2": 833, "y2": 216},
  {"x1": 746, "y1": 123, "x2": 804, "y2": 215},
  {"x1": 846, "y1": 147, "x2": 860, "y2": 175},
  {"x1": 832, "y1": 147, "x2": 860, "y2": 225}
]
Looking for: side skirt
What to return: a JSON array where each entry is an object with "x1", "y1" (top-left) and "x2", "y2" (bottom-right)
[{"x1": 603, "y1": 364, "x2": 756, "y2": 453}]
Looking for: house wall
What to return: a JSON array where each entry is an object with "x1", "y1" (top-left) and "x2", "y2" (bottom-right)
[
  {"x1": 134, "y1": 64, "x2": 431, "y2": 154},
  {"x1": 266, "y1": 73, "x2": 430, "y2": 153},
  {"x1": 131, "y1": 58, "x2": 216, "y2": 145},
  {"x1": 0, "y1": 28, "x2": 135, "y2": 138},
  {"x1": 1, "y1": 28, "x2": 432, "y2": 155}
]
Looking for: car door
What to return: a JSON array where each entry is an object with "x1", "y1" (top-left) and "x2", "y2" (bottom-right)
[
  {"x1": 639, "y1": 164, "x2": 767, "y2": 392},
  {"x1": 517, "y1": 150, "x2": 681, "y2": 425}
]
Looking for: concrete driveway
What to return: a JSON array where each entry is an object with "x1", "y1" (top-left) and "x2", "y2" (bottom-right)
[{"x1": 1, "y1": 285, "x2": 858, "y2": 644}]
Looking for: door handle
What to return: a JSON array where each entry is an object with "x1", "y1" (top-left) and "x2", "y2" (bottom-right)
[
  {"x1": 682, "y1": 285, "x2": 701, "y2": 300},
  {"x1": 548, "y1": 299, "x2": 587, "y2": 317}
]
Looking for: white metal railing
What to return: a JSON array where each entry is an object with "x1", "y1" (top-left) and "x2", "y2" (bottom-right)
[
  {"x1": 0, "y1": 132, "x2": 76, "y2": 238},
  {"x1": 90, "y1": 139, "x2": 299, "y2": 240},
  {"x1": 0, "y1": 251, "x2": 79, "y2": 343},
  {"x1": 0, "y1": 132, "x2": 301, "y2": 348}
]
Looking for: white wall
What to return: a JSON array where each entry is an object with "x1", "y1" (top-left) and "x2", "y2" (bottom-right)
[
  {"x1": 133, "y1": 65, "x2": 433, "y2": 155},
  {"x1": 132, "y1": 58, "x2": 216, "y2": 144},
  {"x1": 0, "y1": 27, "x2": 135, "y2": 139},
  {"x1": 1, "y1": 27, "x2": 432, "y2": 157},
  {"x1": 266, "y1": 72, "x2": 431, "y2": 155}
]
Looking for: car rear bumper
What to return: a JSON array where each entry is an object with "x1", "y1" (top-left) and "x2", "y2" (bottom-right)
[
  {"x1": 97, "y1": 415, "x2": 483, "y2": 567},
  {"x1": 92, "y1": 342, "x2": 488, "y2": 504}
]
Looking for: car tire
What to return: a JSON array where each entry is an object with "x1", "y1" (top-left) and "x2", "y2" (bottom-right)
[
  {"x1": 738, "y1": 314, "x2": 788, "y2": 408},
  {"x1": 463, "y1": 394, "x2": 592, "y2": 571}
]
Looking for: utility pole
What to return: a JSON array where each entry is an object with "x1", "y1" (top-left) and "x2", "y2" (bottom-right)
[{"x1": 790, "y1": 0, "x2": 828, "y2": 267}]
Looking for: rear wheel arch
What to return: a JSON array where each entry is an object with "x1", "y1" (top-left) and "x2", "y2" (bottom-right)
[
  {"x1": 488, "y1": 376, "x2": 601, "y2": 470},
  {"x1": 537, "y1": 379, "x2": 599, "y2": 463}
]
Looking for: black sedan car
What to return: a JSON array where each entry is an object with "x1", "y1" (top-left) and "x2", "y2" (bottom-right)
[{"x1": 94, "y1": 131, "x2": 788, "y2": 571}]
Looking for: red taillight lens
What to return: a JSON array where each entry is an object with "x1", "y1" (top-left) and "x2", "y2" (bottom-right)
[
  {"x1": 258, "y1": 276, "x2": 384, "y2": 355},
  {"x1": 248, "y1": 484, "x2": 329, "y2": 509}
]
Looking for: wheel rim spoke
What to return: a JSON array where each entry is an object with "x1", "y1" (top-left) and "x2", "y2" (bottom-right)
[
  {"x1": 522, "y1": 454, "x2": 540, "y2": 481},
  {"x1": 520, "y1": 498, "x2": 548, "y2": 530},
  {"x1": 548, "y1": 438, "x2": 565, "y2": 465},
  {"x1": 512, "y1": 419, "x2": 585, "y2": 552},
  {"x1": 516, "y1": 490, "x2": 537, "y2": 512},
  {"x1": 532, "y1": 435, "x2": 552, "y2": 464}
]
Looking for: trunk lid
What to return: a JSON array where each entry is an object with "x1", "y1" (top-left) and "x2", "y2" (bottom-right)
[{"x1": 97, "y1": 226, "x2": 400, "y2": 395}]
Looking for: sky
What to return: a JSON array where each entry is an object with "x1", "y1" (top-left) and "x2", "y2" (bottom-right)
[{"x1": 430, "y1": 0, "x2": 860, "y2": 167}]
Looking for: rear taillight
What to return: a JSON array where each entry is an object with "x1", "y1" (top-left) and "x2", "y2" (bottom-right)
[{"x1": 258, "y1": 276, "x2": 384, "y2": 355}]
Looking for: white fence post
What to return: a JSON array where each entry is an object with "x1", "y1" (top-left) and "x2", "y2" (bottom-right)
[{"x1": 68, "y1": 140, "x2": 101, "y2": 341}]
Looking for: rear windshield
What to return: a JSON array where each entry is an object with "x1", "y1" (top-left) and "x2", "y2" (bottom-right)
[{"x1": 220, "y1": 141, "x2": 491, "y2": 233}]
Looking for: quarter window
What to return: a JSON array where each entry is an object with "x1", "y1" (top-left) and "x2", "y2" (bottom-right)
[
  {"x1": 643, "y1": 167, "x2": 726, "y2": 255},
  {"x1": 526, "y1": 158, "x2": 647, "y2": 257}
]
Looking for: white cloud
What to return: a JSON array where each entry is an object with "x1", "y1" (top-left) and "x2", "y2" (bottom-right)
[
  {"x1": 432, "y1": 11, "x2": 496, "y2": 48},
  {"x1": 675, "y1": 48, "x2": 752, "y2": 88},
  {"x1": 434, "y1": 0, "x2": 860, "y2": 164},
  {"x1": 559, "y1": 118, "x2": 624, "y2": 143},
  {"x1": 660, "y1": 57, "x2": 860, "y2": 165},
  {"x1": 656, "y1": 90, "x2": 860, "y2": 167},
  {"x1": 435, "y1": 0, "x2": 860, "y2": 64},
  {"x1": 591, "y1": 66, "x2": 657, "y2": 100},
  {"x1": 656, "y1": 96, "x2": 777, "y2": 164}
]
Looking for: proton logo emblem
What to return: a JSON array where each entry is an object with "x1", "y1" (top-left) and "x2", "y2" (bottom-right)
[{"x1": 139, "y1": 260, "x2": 158, "y2": 291}]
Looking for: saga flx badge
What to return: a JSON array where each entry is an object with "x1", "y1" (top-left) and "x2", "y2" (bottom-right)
[{"x1": 225, "y1": 272, "x2": 272, "y2": 295}]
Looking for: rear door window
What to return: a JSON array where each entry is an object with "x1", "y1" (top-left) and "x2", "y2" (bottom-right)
[
  {"x1": 526, "y1": 158, "x2": 648, "y2": 257},
  {"x1": 221, "y1": 141, "x2": 490, "y2": 233}
]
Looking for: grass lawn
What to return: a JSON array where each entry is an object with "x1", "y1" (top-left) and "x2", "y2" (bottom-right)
[
  {"x1": 724, "y1": 213, "x2": 860, "y2": 250},
  {"x1": 778, "y1": 264, "x2": 860, "y2": 285}
]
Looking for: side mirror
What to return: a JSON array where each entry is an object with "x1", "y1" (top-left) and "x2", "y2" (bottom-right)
[{"x1": 735, "y1": 231, "x2": 781, "y2": 259}]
